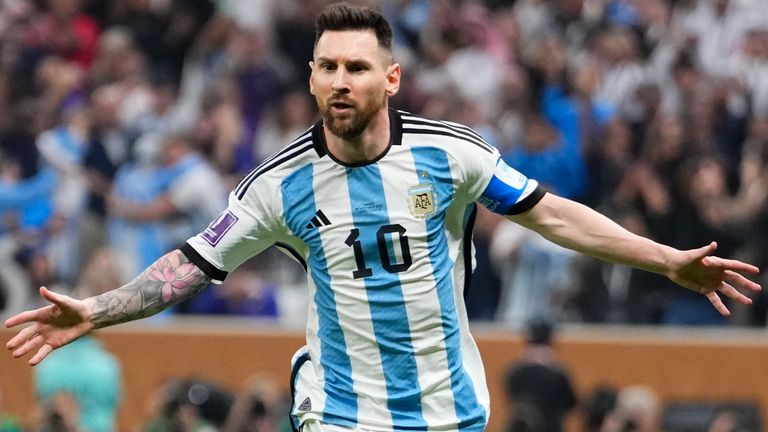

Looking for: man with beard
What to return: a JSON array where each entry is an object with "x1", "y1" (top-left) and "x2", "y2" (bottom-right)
[{"x1": 5, "y1": 3, "x2": 762, "y2": 432}]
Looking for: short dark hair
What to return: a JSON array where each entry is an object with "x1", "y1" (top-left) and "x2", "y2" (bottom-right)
[{"x1": 314, "y1": 2, "x2": 393, "y2": 52}]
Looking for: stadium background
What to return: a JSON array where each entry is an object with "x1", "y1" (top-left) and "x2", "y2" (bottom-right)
[{"x1": 1, "y1": 0, "x2": 768, "y2": 430}]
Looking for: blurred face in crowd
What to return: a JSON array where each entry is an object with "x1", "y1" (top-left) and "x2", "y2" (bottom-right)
[{"x1": 309, "y1": 29, "x2": 400, "y2": 140}]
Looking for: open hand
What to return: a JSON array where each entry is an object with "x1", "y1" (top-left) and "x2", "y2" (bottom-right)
[
  {"x1": 667, "y1": 242, "x2": 761, "y2": 316},
  {"x1": 5, "y1": 287, "x2": 93, "y2": 365}
]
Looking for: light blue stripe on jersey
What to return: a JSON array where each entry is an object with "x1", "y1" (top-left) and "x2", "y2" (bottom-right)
[
  {"x1": 346, "y1": 165, "x2": 428, "y2": 429},
  {"x1": 411, "y1": 147, "x2": 486, "y2": 430},
  {"x1": 282, "y1": 164, "x2": 357, "y2": 428}
]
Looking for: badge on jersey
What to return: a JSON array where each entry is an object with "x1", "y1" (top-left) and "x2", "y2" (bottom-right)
[
  {"x1": 202, "y1": 210, "x2": 239, "y2": 246},
  {"x1": 408, "y1": 183, "x2": 436, "y2": 218}
]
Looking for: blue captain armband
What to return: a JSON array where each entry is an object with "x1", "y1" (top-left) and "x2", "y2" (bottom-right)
[{"x1": 477, "y1": 159, "x2": 546, "y2": 215}]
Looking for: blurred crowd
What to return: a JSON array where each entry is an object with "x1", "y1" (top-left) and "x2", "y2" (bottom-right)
[{"x1": 1, "y1": 0, "x2": 768, "y2": 329}]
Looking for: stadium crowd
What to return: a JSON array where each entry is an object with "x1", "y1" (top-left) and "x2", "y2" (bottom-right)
[
  {"x1": 2, "y1": 0, "x2": 768, "y2": 431},
  {"x1": 2, "y1": 0, "x2": 768, "y2": 329}
]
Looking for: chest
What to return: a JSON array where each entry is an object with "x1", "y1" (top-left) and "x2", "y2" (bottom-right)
[{"x1": 279, "y1": 148, "x2": 457, "y2": 278}]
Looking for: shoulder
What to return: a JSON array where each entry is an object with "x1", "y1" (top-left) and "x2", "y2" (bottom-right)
[
  {"x1": 397, "y1": 110, "x2": 496, "y2": 156},
  {"x1": 233, "y1": 126, "x2": 320, "y2": 201}
]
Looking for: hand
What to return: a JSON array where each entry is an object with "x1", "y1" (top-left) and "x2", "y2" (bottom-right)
[
  {"x1": 667, "y1": 242, "x2": 761, "y2": 316},
  {"x1": 5, "y1": 287, "x2": 94, "y2": 366}
]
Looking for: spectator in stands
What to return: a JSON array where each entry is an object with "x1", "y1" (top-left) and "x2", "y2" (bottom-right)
[
  {"x1": 110, "y1": 132, "x2": 226, "y2": 250},
  {"x1": 601, "y1": 385, "x2": 661, "y2": 432},
  {"x1": 504, "y1": 318, "x2": 576, "y2": 432},
  {"x1": 0, "y1": 388, "x2": 21, "y2": 432},
  {"x1": 223, "y1": 373, "x2": 289, "y2": 432},
  {"x1": 581, "y1": 386, "x2": 618, "y2": 432}
]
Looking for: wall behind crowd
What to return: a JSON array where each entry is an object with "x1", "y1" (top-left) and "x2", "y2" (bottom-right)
[{"x1": 1, "y1": 0, "x2": 767, "y2": 329}]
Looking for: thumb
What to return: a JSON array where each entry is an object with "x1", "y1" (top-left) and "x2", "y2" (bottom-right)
[
  {"x1": 39, "y1": 286, "x2": 70, "y2": 308},
  {"x1": 692, "y1": 241, "x2": 717, "y2": 259}
]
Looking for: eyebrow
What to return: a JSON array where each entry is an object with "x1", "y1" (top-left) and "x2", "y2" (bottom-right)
[{"x1": 315, "y1": 56, "x2": 374, "y2": 65}]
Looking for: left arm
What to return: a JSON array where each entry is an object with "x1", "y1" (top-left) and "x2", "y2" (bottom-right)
[{"x1": 508, "y1": 193, "x2": 761, "y2": 315}]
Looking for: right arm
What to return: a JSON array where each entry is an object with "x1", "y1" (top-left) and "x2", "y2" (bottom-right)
[
  {"x1": 5, "y1": 249, "x2": 211, "y2": 365},
  {"x1": 88, "y1": 249, "x2": 211, "y2": 328}
]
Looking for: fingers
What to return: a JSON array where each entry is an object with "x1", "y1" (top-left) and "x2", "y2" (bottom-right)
[
  {"x1": 4, "y1": 307, "x2": 48, "y2": 328},
  {"x1": 706, "y1": 291, "x2": 730, "y2": 316},
  {"x1": 29, "y1": 344, "x2": 54, "y2": 366},
  {"x1": 706, "y1": 257, "x2": 760, "y2": 274},
  {"x1": 6, "y1": 324, "x2": 40, "y2": 351},
  {"x1": 724, "y1": 270, "x2": 762, "y2": 293},
  {"x1": 694, "y1": 241, "x2": 718, "y2": 259},
  {"x1": 39, "y1": 286, "x2": 69, "y2": 307},
  {"x1": 717, "y1": 282, "x2": 753, "y2": 306},
  {"x1": 11, "y1": 333, "x2": 44, "y2": 360},
  {"x1": 4, "y1": 287, "x2": 63, "y2": 328}
]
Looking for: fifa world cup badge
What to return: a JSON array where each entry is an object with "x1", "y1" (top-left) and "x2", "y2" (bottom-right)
[{"x1": 408, "y1": 183, "x2": 436, "y2": 218}]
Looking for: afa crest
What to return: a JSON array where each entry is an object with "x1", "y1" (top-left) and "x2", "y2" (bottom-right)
[{"x1": 408, "y1": 183, "x2": 436, "y2": 218}]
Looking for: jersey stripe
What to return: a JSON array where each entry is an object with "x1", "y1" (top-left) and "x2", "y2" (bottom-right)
[
  {"x1": 402, "y1": 127, "x2": 494, "y2": 154},
  {"x1": 234, "y1": 131, "x2": 311, "y2": 197},
  {"x1": 401, "y1": 114, "x2": 489, "y2": 149},
  {"x1": 235, "y1": 133, "x2": 314, "y2": 199},
  {"x1": 281, "y1": 164, "x2": 358, "y2": 427},
  {"x1": 411, "y1": 147, "x2": 486, "y2": 429},
  {"x1": 345, "y1": 165, "x2": 428, "y2": 429},
  {"x1": 399, "y1": 114, "x2": 494, "y2": 153}
]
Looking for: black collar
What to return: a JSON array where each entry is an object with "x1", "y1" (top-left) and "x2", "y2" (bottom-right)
[{"x1": 311, "y1": 108, "x2": 403, "y2": 167}]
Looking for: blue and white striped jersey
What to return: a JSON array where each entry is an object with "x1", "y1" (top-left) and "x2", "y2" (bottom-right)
[{"x1": 183, "y1": 110, "x2": 545, "y2": 431}]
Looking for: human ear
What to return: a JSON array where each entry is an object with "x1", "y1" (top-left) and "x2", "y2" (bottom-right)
[{"x1": 386, "y1": 63, "x2": 401, "y2": 97}]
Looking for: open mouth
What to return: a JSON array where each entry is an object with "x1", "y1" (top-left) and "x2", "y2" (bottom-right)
[{"x1": 330, "y1": 101, "x2": 354, "y2": 111}]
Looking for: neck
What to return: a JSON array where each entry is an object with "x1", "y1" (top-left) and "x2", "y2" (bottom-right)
[{"x1": 324, "y1": 109, "x2": 390, "y2": 164}]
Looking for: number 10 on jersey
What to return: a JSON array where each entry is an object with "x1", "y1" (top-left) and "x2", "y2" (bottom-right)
[{"x1": 344, "y1": 224, "x2": 413, "y2": 279}]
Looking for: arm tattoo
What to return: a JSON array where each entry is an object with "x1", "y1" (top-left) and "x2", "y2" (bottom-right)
[{"x1": 89, "y1": 249, "x2": 212, "y2": 328}]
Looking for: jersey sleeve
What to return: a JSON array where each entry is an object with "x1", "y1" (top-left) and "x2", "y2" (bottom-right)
[
  {"x1": 453, "y1": 133, "x2": 546, "y2": 216},
  {"x1": 477, "y1": 157, "x2": 546, "y2": 215},
  {"x1": 182, "y1": 186, "x2": 280, "y2": 283}
]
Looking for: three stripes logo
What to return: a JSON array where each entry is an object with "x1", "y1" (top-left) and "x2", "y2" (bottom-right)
[{"x1": 305, "y1": 210, "x2": 332, "y2": 229}]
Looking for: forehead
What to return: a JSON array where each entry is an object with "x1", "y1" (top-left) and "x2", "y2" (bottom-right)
[{"x1": 314, "y1": 29, "x2": 385, "y2": 62}]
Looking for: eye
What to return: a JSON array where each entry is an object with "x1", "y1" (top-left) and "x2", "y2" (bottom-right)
[
  {"x1": 348, "y1": 63, "x2": 368, "y2": 73},
  {"x1": 319, "y1": 62, "x2": 336, "y2": 71}
]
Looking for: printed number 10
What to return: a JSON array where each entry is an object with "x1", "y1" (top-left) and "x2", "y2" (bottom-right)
[{"x1": 344, "y1": 224, "x2": 412, "y2": 279}]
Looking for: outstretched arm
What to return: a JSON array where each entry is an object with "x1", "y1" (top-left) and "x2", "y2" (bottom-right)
[
  {"x1": 509, "y1": 193, "x2": 761, "y2": 315},
  {"x1": 5, "y1": 249, "x2": 211, "y2": 365}
]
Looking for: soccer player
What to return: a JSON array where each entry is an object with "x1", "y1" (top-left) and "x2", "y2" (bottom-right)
[{"x1": 5, "y1": 3, "x2": 762, "y2": 432}]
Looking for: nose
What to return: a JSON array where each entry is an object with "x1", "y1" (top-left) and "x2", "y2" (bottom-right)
[{"x1": 331, "y1": 69, "x2": 350, "y2": 94}]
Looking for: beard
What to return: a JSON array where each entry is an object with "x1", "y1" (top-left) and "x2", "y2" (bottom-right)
[{"x1": 320, "y1": 90, "x2": 387, "y2": 140}]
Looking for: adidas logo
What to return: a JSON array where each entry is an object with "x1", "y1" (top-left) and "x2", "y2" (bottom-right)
[
  {"x1": 305, "y1": 210, "x2": 332, "y2": 229},
  {"x1": 298, "y1": 397, "x2": 312, "y2": 411}
]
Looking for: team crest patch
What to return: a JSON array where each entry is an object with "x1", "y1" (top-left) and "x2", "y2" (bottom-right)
[{"x1": 408, "y1": 184, "x2": 436, "y2": 218}]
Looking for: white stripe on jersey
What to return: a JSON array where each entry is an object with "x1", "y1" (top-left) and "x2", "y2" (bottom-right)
[
  {"x1": 379, "y1": 148, "x2": 461, "y2": 427},
  {"x1": 310, "y1": 167, "x2": 393, "y2": 427}
]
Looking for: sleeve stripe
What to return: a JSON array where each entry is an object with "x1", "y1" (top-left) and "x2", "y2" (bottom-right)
[
  {"x1": 506, "y1": 187, "x2": 547, "y2": 215},
  {"x1": 235, "y1": 142, "x2": 315, "y2": 200},
  {"x1": 180, "y1": 242, "x2": 229, "y2": 281},
  {"x1": 400, "y1": 115, "x2": 494, "y2": 153},
  {"x1": 234, "y1": 132, "x2": 313, "y2": 198},
  {"x1": 402, "y1": 128, "x2": 494, "y2": 154}
]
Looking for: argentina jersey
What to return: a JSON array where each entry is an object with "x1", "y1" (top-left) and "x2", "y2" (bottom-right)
[{"x1": 183, "y1": 110, "x2": 545, "y2": 431}]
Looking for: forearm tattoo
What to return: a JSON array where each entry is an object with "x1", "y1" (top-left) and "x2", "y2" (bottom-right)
[{"x1": 89, "y1": 249, "x2": 211, "y2": 328}]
